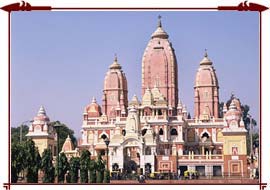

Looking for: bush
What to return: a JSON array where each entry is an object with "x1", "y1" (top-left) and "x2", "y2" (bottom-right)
[
  {"x1": 79, "y1": 150, "x2": 91, "y2": 183},
  {"x1": 69, "y1": 157, "x2": 80, "y2": 183},
  {"x1": 89, "y1": 159, "x2": 97, "y2": 183},
  {"x1": 103, "y1": 170, "x2": 110, "y2": 183}
]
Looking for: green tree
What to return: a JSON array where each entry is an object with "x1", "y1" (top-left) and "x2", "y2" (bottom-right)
[
  {"x1": 57, "y1": 152, "x2": 70, "y2": 183},
  {"x1": 11, "y1": 143, "x2": 26, "y2": 183},
  {"x1": 40, "y1": 148, "x2": 55, "y2": 183},
  {"x1": 96, "y1": 154, "x2": 105, "y2": 183},
  {"x1": 80, "y1": 150, "x2": 91, "y2": 183},
  {"x1": 89, "y1": 159, "x2": 97, "y2": 183},
  {"x1": 69, "y1": 157, "x2": 80, "y2": 183},
  {"x1": 11, "y1": 125, "x2": 29, "y2": 143},
  {"x1": 50, "y1": 121, "x2": 77, "y2": 152},
  {"x1": 103, "y1": 170, "x2": 110, "y2": 183},
  {"x1": 24, "y1": 140, "x2": 41, "y2": 183}
]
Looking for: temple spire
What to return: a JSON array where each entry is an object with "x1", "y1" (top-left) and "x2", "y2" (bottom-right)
[
  {"x1": 109, "y1": 54, "x2": 121, "y2": 69},
  {"x1": 114, "y1": 53, "x2": 117, "y2": 62},
  {"x1": 204, "y1": 48, "x2": 208, "y2": 57},
  {"x1": 158, "y1": 15, "x2": 162, "y2": 27}
]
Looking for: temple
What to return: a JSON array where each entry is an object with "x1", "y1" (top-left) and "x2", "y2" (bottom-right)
[{"x1": 27, "y1": 17, "x2": 249, "y2": 177}]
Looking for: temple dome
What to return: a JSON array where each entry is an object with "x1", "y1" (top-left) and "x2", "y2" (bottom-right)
[
  {"x1": 151, "y1": 16, "x2": 169, "y2": 39},
  {"x1": 142, "y1": 88, "x2": 153, "y2": 106},
  {"x1": 200, "y1": 52, "x2": 213, "y2": 65},
  {"x1": 109, "y1": 56, "x2": 122, "y2": 70},
  {"x1": 103, "y1": 56, "x2": 128, "y2": 118},
  {"x1": 61, "y1": 135, "x2": 74, "y2": 152},
  {"x1": 85, "y1": 97, "x2": 101, "y2": 117},
  {"x1": 34, "y1": 105, "x2": 50, "y2": 122},
  {"x1": 195, "y1": 52, "x2": 218, "y2": 87},
  {"x1": 225, "y1": 98, "x2": 242, "y2": 121}
]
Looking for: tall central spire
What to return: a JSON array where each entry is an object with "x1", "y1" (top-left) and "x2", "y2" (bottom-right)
[{"x1": 142, "y1": 17, "x2": 178, "y2": 111}]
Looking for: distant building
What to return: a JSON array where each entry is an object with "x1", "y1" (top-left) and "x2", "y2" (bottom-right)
[
  {"x1": 77, "y1": 17, "x2": 248, "y2": 177},
  {"x1": 26, "y1": 106, "x2": 57, "y2": 156},
  {"x1": 26, "y1": 106, "x2": 80, "y2": 159}
]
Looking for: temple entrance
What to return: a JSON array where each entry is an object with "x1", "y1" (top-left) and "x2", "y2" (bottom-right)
[
  {"x1": 123, "y1": 146, "x2": 140, "y2": 174},
  {"x1": 124, "y1": 160, "x2": 138, "y2": 174}
]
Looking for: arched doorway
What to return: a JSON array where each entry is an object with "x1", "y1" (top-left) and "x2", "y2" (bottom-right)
[
  {"x1": 124, "y1": 160, "x2": 138, "y2": 174},
  {"x1": 123, "y1": 146, "x2": 141, "y2": 174}
]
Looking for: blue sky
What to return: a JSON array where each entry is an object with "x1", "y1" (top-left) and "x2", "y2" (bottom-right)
[{"x1": 11, "y1": 11, "x2": 259, "y2": 137}]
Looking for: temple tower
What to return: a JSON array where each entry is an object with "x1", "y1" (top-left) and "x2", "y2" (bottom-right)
[
  {"x1": 26, "y1": 106, "x2": 56, "y2": 156},
  {"x1": 141, "y1": 16, "x2": 178, "y2": 110},
  {"x1": 102, "y1": 56, "x2": 128, "y2": 118},
  {"x1": 194, "y1": 51, "x2": 219, "y2": 119}
]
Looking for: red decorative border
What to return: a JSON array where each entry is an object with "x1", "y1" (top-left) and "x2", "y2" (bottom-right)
[
  {"x1": 1, "y1": 1, "x2": 268, "y2": 12},
  {"x1": 261, "y1": 183, "x2": 267, "y2": 190},
  {"x1": 1, "y1": 1, "x2": 268, "y2": 190},
  {"x1": 3, "y1": 183, "x2": 10, "y2": 190},
  {"x1": 218, "y1": 1, "x2": 268, "y2": 12},
  {"x1": 1, "y1": 1, "x2": 51, "y2": 12}
]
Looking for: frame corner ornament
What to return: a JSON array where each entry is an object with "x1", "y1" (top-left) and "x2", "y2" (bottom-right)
[
  {"x1": 3, "y1": 183, "x2": 10, "y2": 190},
  {"x1": 261, "y1": 183, "x2": 267, "y2": 190},
  {"x1": 1, "y1": 1, "x2": 51, "y2": 12},
  {"x1": 218, "y1": 1, "x2": 268, "y2": 12}
]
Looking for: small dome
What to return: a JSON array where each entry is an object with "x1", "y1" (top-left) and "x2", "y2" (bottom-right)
[
  {"x1": 86, "y1": 97, "x2": 101, "y2": 117},
  {"x1": 177, "y1": 99, "x2": 183, "y2": 109},
  {"x1": 195, "y1": 51, "x2": 218, "y2": 87},
  {"x1": 200, "y1": 51, "x2": 212, "y2": 65},
  {"x1": 62, "y1": 135, "x2": 74, "y2": 152},
  {"x1": 129, "y1": 94, "x2": 140, "y2": 106},
  {"x1": 142, "y1": 88, "x2": 153, "y2": 106},
  {"x1": 224, "y1": 99, "x2": 242, "y2": 121},
  {"x1": 37, "y1": 105, "x2": 46, "y2": 116},
  {"x1": 34, "y1": 106, "x2": 50, "y2": 122},
  {"x1": 151, "y1": 16, "x2": 169, "y2": 39},
  {"x1": 109, "y1": 55, "x2": 122, "y2": 70},
  {"x1": 151, "y1": 86, "x2": 164, "y2": 102}
]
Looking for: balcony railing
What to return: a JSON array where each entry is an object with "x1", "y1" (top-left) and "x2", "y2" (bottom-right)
[{"x1": 178, "y1": 154, "x2": 223, "y2": 161}]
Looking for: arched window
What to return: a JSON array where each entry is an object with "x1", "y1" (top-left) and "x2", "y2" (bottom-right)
[
  {"x1": 122, "y1": 129, "x2": 126, "y2": 136},
  {"x1": 201, "y1": 132, "x2": 210, "y2": 142},
  {"x1": 101, "y1": 134, "x2": 107, "y2": 140},
  {"x1": 170, "y1": 128, "x2": 178, "y2": 136},
  {"x1": 201, "y1": 132, "x2": 209, "y2": 138},
  {"x1": 159, "y1": 128, "x2": 164, "y2": 135},
  {"x1": 142, "y1": 129, "x2": 147, "y2": 136},
  {"x1": 112, "y1": 163, "x2": 119, "y2": 171}
]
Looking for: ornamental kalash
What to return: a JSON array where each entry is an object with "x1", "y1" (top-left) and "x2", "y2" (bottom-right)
[{"x1": 27, "y1": 17, "x2": 248, "y2": 178}]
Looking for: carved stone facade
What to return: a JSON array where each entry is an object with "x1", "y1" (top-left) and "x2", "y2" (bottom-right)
[{"x1": 75, "y1": 18, "x2": 248, "y2": 177}]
